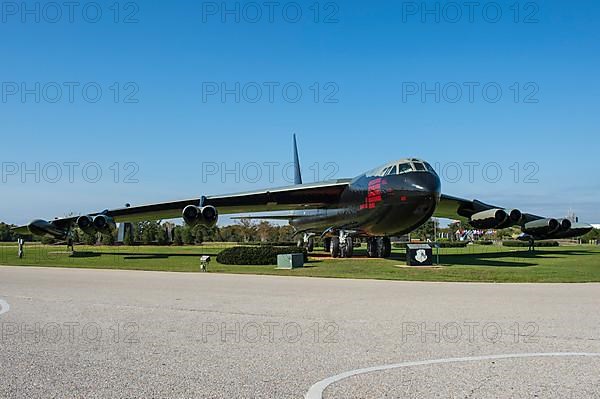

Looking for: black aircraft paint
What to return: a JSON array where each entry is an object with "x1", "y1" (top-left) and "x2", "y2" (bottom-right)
[{"x1": 286, "y1": 168, "x2": 441, "y2": 237}]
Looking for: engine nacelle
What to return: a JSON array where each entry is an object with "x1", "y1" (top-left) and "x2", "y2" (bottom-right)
[
  {"x1": 182, "y1": 205, "x2": 218, "y2": 227},
  {"x1": 470, "y1": 209, "x2": 508, "y2": 229},
  {"x1": 76, "y1": 215, "x2": 97, "y2": 235},
  {"x1": 506, "y1": 209, "x2": 523, "y2": 224},
  {"x1": 556, "y1": 218, "x2": 572, "y2": 232},
  {"x1": 93, "y1": 215, "x2": 116, "y2": 236},
  {"x1": 27, "y1": 220, "x2": 68, "y2": 239},
  {"x1": 470, "y1": 208, "x2": 523, "y2": 229},
  {"x1": 523, "y1": 218, "x2": 561, "y2": 236}
]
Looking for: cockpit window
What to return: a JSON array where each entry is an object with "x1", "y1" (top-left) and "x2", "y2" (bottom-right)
[
  {"x1": 424, "y1": 162, "x2": 436, "y2": 173},
  {"x1": 398, "y1": 163, "x2": 413, "y2": 174},
  {"x1": 384, "y1": 165, "x2": 397, "y2": 176},
  {"x1": 413, "y1": 162, "x2": 426, "y2": 171}
]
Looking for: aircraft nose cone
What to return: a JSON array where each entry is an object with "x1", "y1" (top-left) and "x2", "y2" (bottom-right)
[{"x1": 405, "y1": 172, "x2": 441, "y2": 197}]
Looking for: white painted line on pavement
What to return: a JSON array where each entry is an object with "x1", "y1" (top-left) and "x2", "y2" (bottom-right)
[{"x1": 305, "y1": 352, "x2": 600, "y2": 399}]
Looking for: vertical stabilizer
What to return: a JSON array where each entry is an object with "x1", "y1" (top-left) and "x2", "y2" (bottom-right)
[{"x1": 293, "y1": 134, "x2": 303, "y2": 185}]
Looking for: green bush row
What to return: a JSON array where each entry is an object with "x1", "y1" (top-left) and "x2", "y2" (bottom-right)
[
  {"x1": 436, "y1": 241, "x2": 469, "y2": 248},
  {"x1": 393, "y1": 241, "x2": 469, "y2": 249},
  {"x1": 502, "y1": 241, "x2": 560, "y2": 247},
  {"x1": 243, "y1": 242, "x2": 298, "y2": 247},
  {"x1": 216, "y1": 246, "x2": 308, "y2": 265}
]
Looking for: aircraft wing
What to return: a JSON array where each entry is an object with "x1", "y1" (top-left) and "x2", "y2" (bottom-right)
[
  {"x1": 434, "y1": 193, "x2": 594, "y2": 240},
  {"x1": 13, "y1": 179, "x2": 351, "y2": 236},
  {"x1": 205, "y1": 179, "x2": 351, "y2": 215},
  {"x1": 434, "y1": 194, "x2": 544, "y2": 223}
]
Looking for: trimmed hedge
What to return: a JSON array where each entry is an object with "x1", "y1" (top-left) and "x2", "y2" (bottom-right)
[
  {"x1": 477, "y1": 240, "x2": 494, "y2": 246},
  {"x1": 436, "y1": 241, "x2": 469, "y2": 248},
  {"x1": 217, "y1": 246, "x2": 308, "y2": 265},
  {"x1": 243, "y1": 242, "x2": 298, "y2": 247},
  {"x1": 502, "y1": 240, "x2": 560, "y2": 247},
  {"x1": 393, "y1": 241, "x2": 469, "y2": 249}
]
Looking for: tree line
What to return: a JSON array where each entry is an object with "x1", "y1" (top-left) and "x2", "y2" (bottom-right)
[
  {"x1": 1, "y1": 219, "x2": 599, "y2": 245},
  {"x1": 118, "y1": 220, "x2": 297, "y2": 246},
  {"x1": 0, "y1": 220, "x2": 297, "y2": 245}
]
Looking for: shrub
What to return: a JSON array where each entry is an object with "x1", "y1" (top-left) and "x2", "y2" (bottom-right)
[
  {"x1": 182, "y1": 227, "x2": 195, "y2": 245},
  {"x1": 217, "y1": 246, "x2": 308, "y2": 265},
  {"x1": 502, "y1": 240, "x2": 559, "y2": 247},
  {"x1": 124, "y1": 228, "x2": 136, "y2": 246},
  {"x1": 393, "y1": 241, "x2": 468, "y2": 249},
  {"x1": 244, "y1": 241, "x2": 298, "y2": 247},
  {"x1": 156, "y1": 228, "x2": 169, "y2": 246},
  {"x1": 477, "y1": 240, "x2": 494, "y2": 246},
  {"x1": 172, "y1": 228, "x2": 184, "y2": 246},
  {"x1": 537, "y1": 241, "x2": 561, "y2": 247},
  {"x1": 101, "y1": 233, "x2": 115, "y2": 246},
  {"x1": 41, "y1": 236, "x2": 56, "y2": 245},
  {"x1": 436, "y1": 241, "x2": 469, "y2": 248},
  {"x1": 502, "y1": 241, "x2": 527, "y2": 247},
  {"x1": 83, "y1": 232, "x2": 98, "y2": 245}
]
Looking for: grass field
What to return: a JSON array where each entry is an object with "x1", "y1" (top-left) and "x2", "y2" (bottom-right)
[{"x1": 1, "y1": 243, "x2": 600, "y2": 283}]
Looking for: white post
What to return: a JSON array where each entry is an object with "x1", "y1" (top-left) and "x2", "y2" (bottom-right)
[{"x1": 17, "y1": 238, "x2": 24, "y2": 259}]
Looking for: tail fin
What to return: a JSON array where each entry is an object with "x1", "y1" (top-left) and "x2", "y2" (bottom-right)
[{"x1": 293, "y1": 134, "x2": 303, "y2": 185}]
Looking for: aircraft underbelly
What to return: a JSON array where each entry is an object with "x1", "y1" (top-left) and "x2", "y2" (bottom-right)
[{"x1": 290, "y1": 195, "x2": 437, "y2": 236}]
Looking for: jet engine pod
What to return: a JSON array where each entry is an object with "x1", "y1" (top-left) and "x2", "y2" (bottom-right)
[
  {"x1": 507, "y1": 209, "x2": 523, "y2": 224},
  {"x1": 470, "y1": 209, "x2": 508, "y2": 229},
  {"x1": 556, "y1": 218, "x2": 572, "y2": 232},
  {"x1": 182, "y1": 205, "x2": 219, "y2": 227},
  {"x1": 93, "y1": 215, "x2": 116, "y2": 235},
  {"x1": 76, "y1": 215, "x2": 97, "y2": 235},
  {"x1": 27, "y1": 219, "x2": 68, "y2": 238},
  {"x1": 523, "y1": 218, "x2": 560, "y2": 236}
]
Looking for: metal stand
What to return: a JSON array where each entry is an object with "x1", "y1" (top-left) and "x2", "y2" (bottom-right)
[
  {"x1": 200, "y1": 255, "x2": 211, "y2": 272},
  {"x1": 17, "y1": 238, "x2": 24, "y2": 259}
]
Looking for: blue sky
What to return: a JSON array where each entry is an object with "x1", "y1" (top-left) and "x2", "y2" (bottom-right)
[{"x1": 1, "y1": 0, "x2": 599, "y2": 225}]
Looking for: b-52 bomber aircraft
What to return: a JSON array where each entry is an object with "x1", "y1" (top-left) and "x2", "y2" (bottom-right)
[{"x1": 14, "y1": 136, "x2": 593, "y2": 258}]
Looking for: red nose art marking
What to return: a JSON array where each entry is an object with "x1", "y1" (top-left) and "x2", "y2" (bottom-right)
[{"x1": 360, "y1": 178, "x2": 386, "y2": 210}]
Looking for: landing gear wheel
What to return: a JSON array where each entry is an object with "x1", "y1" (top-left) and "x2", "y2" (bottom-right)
[
  {"x1": 323, "y1": 238, "x2": 331, "y2": 253},
  {"x1": 376, "y1": 238, "x2": 386, "y2": 258},
  {"x1": 368, "y1": 237, "x2": 392, "y2": 258},
  {"x1": 382, "y1": 237, "x2": 391, "y2": 258},
  {"x1": 342, "y1": 237, "x2": 354, "y2": 258},
  {"x1": 307, "y1": 237, "x2": 314, "y2": 252},
  {"x1": 330, "y1": 237, "x2": 340, "y2": 258},
  {"x1": 367, "y1": 238, "x2": 377, "y2": 258}
]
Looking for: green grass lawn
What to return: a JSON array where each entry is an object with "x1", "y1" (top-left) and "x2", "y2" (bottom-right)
[{"x1": 1, "y1": 243, "x2": 599, "y2": 283}]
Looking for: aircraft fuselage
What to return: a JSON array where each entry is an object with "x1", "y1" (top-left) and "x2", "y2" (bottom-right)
[{"x1": 291, "y1": 168, "x2": 441, "y2": 237}]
